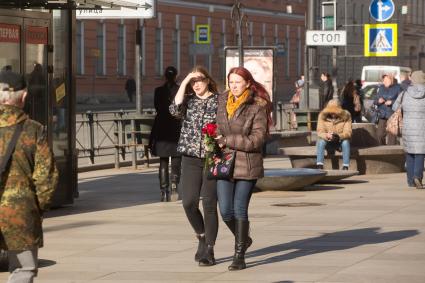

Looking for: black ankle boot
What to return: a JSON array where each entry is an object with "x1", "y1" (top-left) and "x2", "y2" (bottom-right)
[
  {"x1": 198, "y1": 245, "x2": 216, "y2": 266},
  {"x1": 228, "y1": 219, "x2": 249, "y2": 271},
  {"x1": 194, "y1": 234, "x2": 206, "y2": 262},
  {"x1": 160, "y1": 189, "x2": 167, "y2": 202},
  {"x1": 224, "y1": 219, "x2": 253, "y2": 251}
]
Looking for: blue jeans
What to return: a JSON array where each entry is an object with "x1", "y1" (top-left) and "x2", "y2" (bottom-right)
[
  {"x1": 405, "y1": 153, "x2": 425, "y2": 186},
  {"x1": 216, "y1": 179, "x2": 256, "y2": 221},
  {"x1": 316, "y1": 138, "x2": 350, "y2": 167}
]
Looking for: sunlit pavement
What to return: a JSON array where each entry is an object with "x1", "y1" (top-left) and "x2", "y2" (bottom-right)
[{"x1": 1, "y1": 157, "x2": 425, "y2": 282}]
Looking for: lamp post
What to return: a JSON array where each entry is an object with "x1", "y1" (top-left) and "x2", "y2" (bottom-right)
[{"x1": 231, "y1": 1, "x2": 248, "y2": 67}]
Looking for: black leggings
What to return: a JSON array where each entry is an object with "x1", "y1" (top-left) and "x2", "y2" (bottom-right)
[{"x1": 181, "y1": 155, "x2": 218, "y2": 246}]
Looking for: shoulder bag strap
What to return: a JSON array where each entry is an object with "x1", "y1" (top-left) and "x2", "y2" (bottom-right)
[{"x1": 0, "y1": 122, "x2": 24, "y2": 176}]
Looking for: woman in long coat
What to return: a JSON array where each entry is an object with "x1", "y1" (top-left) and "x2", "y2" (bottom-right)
[
  {"x1": 393, "y1": 70, "x2": 425, "y2": 189},
  {"x1": 149, "y1": 66, "x2": 182, "y2": 202}
]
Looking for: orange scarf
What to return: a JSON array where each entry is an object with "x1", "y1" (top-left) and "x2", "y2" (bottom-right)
[{"x1": 226, "y1": 89, "x2": 249, "y2": 119}]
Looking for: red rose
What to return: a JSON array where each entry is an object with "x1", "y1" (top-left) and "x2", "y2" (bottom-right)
[{"x1": 206, "y1": 123, "x2": 217, "y2": 137}]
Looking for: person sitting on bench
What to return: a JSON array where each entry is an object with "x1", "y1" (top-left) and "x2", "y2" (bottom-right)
[{"x1": 316, "y1": 99, "x2": 352, "y2": 170}]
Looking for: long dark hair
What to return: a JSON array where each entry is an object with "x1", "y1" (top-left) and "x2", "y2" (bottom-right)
[
  {"x1": 184, "y1": 65, "x2": 218, "y2": 94},
  {"x1": 227, "y1": 66, "x2": 273, "y2": 131}
]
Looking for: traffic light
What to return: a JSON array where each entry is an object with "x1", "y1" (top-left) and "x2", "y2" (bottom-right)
[{"x1": 322, "y1": 1, "x2": 336, "y2": 31}]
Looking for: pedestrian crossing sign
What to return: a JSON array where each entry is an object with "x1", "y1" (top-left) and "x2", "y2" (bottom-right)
[{"x1": 364, "y1": 23, "x2": 397, "y2": 57}]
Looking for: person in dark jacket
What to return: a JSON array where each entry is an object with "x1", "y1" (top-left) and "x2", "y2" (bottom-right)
[
  {"x1": 341, "y1": 80, "x2": 362, "y2": 123},
  {"x1": 149, "y1": 66, "x2": 181, "y2": 202},
  {"x1": 215, "y1": 66, "x2": 272, "y2": 271},
  {"x1": 124, "y1": 76, "x2": 136, "y2": 102},
  {"x1": 169, "y1": 66, "x2": 219, "y2": 267},
  {"x1": 319, "y1": 72, "x2": 334, "y2": 109},
  {"x1": 374, "y1": 74, "x2": 402, "y2": 145}
]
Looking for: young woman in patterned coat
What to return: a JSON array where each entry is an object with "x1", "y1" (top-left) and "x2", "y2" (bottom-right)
[{"x1": 169, "y1": 66, "x2": 219, "y2": 266}]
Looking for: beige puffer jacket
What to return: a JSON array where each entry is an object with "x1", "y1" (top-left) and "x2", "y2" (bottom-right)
[{"x1": 317, "y1": 100, "x2": 352, "y2": 141}]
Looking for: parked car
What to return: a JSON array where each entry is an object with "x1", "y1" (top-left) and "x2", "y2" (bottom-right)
[
  {"x1": 361, "y1": 65, "x2": 411, "y2": 88},
  {"x1": 360, "y1": 84, "x2": 380, "y2": 123}
]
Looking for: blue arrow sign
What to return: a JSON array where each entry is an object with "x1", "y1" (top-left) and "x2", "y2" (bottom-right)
[{"x1": 369, "y1": 0, "x2": 395, "y2": 22}]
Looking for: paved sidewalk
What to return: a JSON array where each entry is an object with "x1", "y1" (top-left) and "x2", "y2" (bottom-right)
[{"x1": 1, "y1": 158, "x2": 425, "y2": 282}]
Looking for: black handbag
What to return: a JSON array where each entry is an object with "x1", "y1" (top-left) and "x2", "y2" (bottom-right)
[{"x1": 207, "y1": 150, "x2": 236, "y2": 180}]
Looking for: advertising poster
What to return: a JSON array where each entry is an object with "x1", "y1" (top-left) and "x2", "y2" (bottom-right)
[{"x1": 224, "y1": 47, "x2": 275, "y2": 101}]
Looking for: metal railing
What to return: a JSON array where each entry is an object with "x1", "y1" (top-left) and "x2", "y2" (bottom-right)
[{"x1": 76, "y1": 109, "x2": 156, "y2": 169}]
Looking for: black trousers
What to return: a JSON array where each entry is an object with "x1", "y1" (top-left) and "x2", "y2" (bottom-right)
[
  {"x1": 159, "y1": 156, "x2": 181, "y2": 187},
  {"x1": 181, "y1": 155, "x2": 218, "y2": 246}
]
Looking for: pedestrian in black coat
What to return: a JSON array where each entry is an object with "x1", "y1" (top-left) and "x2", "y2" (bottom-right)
[
  {"x1": 149, "y1": 66, "x2": 182, "y2": 202},
  {"x1": 319, "y1": 72, "x2": 334, "y2": 109}
]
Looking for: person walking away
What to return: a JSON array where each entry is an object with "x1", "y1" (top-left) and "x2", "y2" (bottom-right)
[
  {"x1": 341, "y1": 80, "x2": 362, "y2": 123},
  {"x1": 0, "y1": 71, "x2": 59, "y2": 283},
  {"x1": 399, "y1": 72, "x2": 412, "y2": 91},
  {"x1": 169, "y1": 66, "x2": 219, "y2": 266},
  {"x1": 319, "y1": 72, "x2": 334, "y2": 109},
  {"x1": 392, "y1": 70, "x2": 425, "y2": 189},
  {"x1": 149, "y1": 66, "x2": 182, "y2": 202},
  {"x1": 215, "y1": 67, "x2": 272, "y2": 270},
  {"x1": 316, "y1": 99, "x2": 352, "y2": 170},
  {"x1": 374, "y1": 74, "x2": 402, "y2": 145},
  {"x1": 124, "y1": 76, "x2": 136, "y2": 102}
]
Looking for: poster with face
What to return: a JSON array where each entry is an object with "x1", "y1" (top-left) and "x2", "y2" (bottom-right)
[{"x1": 224, "y1": 47, "x2": 275, "y2": 101}]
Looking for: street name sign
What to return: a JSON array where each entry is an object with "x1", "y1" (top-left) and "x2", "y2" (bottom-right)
[
  {"x1": 306, "y1": 30, "x2": 347, "y2": 46},
  {"x1": 364, "y1": 23, "x2": 398, "y2": 57},
  {"x1": 76, "y1": 0, "x2": 156, "y2": 19},
  {"x1": 369, "y1": 0, "x2": 395, "y2": 22}
]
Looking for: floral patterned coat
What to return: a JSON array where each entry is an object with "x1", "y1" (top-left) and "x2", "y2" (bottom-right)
[
  {"x1": 169, "y1": 93, "x2": 218, "y2": 158},
  {"x1": 0, "y1": 105, "x2": 58, "y2": 250}
]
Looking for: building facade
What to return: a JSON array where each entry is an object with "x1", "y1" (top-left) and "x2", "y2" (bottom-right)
[
  {"x1": 316, "y1": 0, "x2": 425, "y2": 86},
  {"x1": 75, "y1": 0, "x2": 307, "y2": 107}
]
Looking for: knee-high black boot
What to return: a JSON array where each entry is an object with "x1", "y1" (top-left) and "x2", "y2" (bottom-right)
[
  {"x1": 159, "y1": 163, "x2": 169, "y2": 202},
  {"x1": 228, "y1": 219, "x2": 249, "y2": 271},
  {"x1": 169, "y1": 157, "x2": 181, "y2": 201},
  {"x1": 224, "y1": 219, "x2": 252, "y2": 250}
]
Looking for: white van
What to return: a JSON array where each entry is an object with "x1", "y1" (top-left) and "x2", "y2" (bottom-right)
[{"x1": 361, "y1": 65, "x2": 412, "y2": 88}]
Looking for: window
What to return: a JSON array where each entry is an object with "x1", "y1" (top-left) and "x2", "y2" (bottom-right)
[
  {"x1": 76, "y1": 20, "x2": 84, "y2": 75},
  {"x1": 189, "y1": 30, "x2": 196, "y2": 67},
  {"x1": 172, "y1": 29, "x2": 179, "y2": 69},
  {"x1": 155, "y1": 27, "x2": 163, "y2": 76},
  {"x1": 96, "y1": 22, "x2": 105, "y2": 75},
  {"x1": 117, "y1": 24, "x2": 126, "y2": 76}
]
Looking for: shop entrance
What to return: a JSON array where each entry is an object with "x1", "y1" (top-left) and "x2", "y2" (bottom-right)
[{"x1": 0, "y1": 10, "x2": 76, "y2": 206}]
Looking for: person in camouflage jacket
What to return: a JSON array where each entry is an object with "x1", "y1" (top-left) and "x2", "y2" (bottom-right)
[{"x1": 0, "y1": 71, "x2": 58, "y2": 283}]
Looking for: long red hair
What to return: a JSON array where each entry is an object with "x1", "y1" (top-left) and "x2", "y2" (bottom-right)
[{"x1": 227, "y1": 66, "x2": 273, "y2": 131}]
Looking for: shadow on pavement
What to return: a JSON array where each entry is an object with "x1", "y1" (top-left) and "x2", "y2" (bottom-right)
[
  {"x1": 242, "y1": 227, "x2": 419, "y2": 268},
  {"x1": 45, "y1": 171, "x2": 161, "y2": 218},
  {"x1": 38, "y1": 259, "x2": 56, "y2": 269}
]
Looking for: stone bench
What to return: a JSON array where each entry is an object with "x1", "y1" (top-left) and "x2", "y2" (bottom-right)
[
  {"x1": 280, "y1": 145, "x2": 405, "y2": 175},
  {"x1": 265, "y1": 130, "x2": 312, "y2": 155},
  {"x1": 256, "y1": 168, "x2": 327, "y2": 191}
]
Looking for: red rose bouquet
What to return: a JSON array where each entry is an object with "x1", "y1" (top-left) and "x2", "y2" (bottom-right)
[{"x1": 202, "y1": 123, "x2": 219, "y2": 167}]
